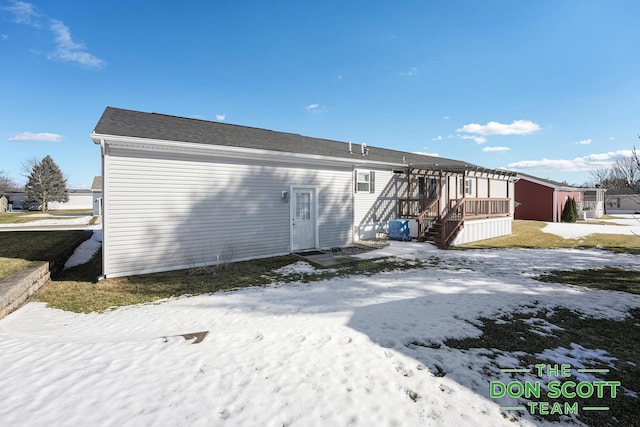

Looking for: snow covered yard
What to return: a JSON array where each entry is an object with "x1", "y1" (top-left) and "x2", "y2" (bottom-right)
[{"x1": 1, "y1": 239, "x2": 639, "y2": 426}]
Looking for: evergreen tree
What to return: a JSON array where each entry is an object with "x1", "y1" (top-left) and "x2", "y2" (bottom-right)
[
  {"x1": 25, "y1": 155, "x2": 68, "y2": 212},
  {"x1": 561, "y1": 197, "x2": 578, "y2": 223}
]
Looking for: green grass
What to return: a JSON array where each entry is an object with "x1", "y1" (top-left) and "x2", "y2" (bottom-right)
[
  {"x1": 0, "y1": 231, "x2": 92, "y2": 287},
  {"x1": 0, "y1": 212, "x2": 86, "y2": 224},
  {"x1": 458, "y1": 220, "x2": 640, "y2": 254},
  {"x1": 48, "y1": 209, "x2": 93, "y2": 214},
  {"x1": 0, "y1": 213, "x2": 50, "y2": 224},
  {"x1": 0, "y1": 231, "x2": 92, "y2": 262},
  {"x1": 0, "y1": 257, "x2": 31, "y2": 281},
  {"x1": 34, "y1": 254, "x2": 438, "y2": 313},
  {"x1": 444, "y1": 306, "x2": 640, "y2": 426},
  {"x1": 537, "y1": 267, "x2": 640, "y2": 295}
]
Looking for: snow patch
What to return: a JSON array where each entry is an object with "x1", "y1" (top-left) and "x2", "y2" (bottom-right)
[{"x1": 64, "y1": 230, "x2": 102, "y2": 269}]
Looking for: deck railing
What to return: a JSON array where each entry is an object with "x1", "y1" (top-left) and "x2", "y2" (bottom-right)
[
  {"x1": 463, "y1": 198, "x2": 511, "y2": 219},
  {"x1": 399, "y1": 198, "x2": 439, "y2": 218},
  {"x1": 399, "y1": 197, "x2": 512, "y2": 246}
]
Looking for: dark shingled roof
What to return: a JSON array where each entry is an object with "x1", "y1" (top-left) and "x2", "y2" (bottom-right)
[{"x1": 93, "y1": 107, "x2": 505, "y2": 173}]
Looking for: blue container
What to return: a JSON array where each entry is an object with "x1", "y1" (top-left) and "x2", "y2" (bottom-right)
[{"x1": 388, "y1": 219, "x2": 411, "y2": 241}]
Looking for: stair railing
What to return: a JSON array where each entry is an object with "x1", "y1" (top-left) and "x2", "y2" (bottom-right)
[
  {"x1": 441, "y1": 198, "x2": 465, "y2": 246},
  {"x1": 416, "y1": 198, "x2": 440, "y2": 241}
]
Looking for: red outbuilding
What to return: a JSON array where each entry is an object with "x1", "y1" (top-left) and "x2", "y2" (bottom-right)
[{"x1": 514, "y1": 173, "x2": 586, "y2": 222}]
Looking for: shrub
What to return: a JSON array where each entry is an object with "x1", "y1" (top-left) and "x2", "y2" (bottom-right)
[{"x1": 561, "y1": 197, "x2": 578, "y2": 223}]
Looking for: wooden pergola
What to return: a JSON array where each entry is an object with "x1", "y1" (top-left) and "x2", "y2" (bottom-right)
[{"x1": 398, "y1": 165, "x2": 516, "y2": 246}]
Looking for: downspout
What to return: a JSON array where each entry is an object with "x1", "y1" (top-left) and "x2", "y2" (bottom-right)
[{"x1": 98, "y1": 138, "x2": 107, "y2": 280}]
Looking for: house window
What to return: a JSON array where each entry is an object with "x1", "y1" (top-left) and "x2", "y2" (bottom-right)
[
  {"x1": 464, "y1": 178, "x2": 473, "y2": 196},
  {"x1": 420, "y1": 177, "x2": 438, "y2": 198},
  {"x1": 427, "y1": 177, "x2": 438, "y2": 198},
  {"x1": 355, "y1": 170, "x2": 375, "y2": 193}
]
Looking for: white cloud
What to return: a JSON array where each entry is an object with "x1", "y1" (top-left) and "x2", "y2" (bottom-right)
[
  {"x1": 460, "y1": 134, "x2": 487, "y2": 144},
  {"x1": 48, "y1": 19, "x2": 104, "y2": 68},
  {"x1": 1, "y1": 34, "x2": 8, "y2": 40},
  {"x1": 508, "y1": 150, "x2": 633, "y2": 172},
  {"x1": 577, "y1": 138, "x2": 592, "y2": 145},
  {"x1": 9, "y1": 131, "x2": 63, "y2": 142},
  {"x1": 399, "y1": 67, "x2": 418, "y2": 77},
  {"x1": 6, "y1": 2, "x2": 105, "y2": 69},
  {"x1": 5, "y1": 0, "x2": 40, "y2": 27},
  {"x1": 457, "y1": 120, "x2": 540, "y2": 136},
  {"x1": 306, "y1": 103, "x2": 327, "y2": 113},
  {"x1": 609, "y1": 136, "x2": 616, "y2": 141},
  {"x1": 443, "y1": 116, "x2": 450, "y2": 120},
  {"x1": 431, "y1": 136, "x2": 442, "y2": 141},
  {"x1": 413, "y1": 151, "x2": 440, "y2": 157},
  {"x1": 216, "y1": 114, "x2": 226, "y2": 121},
  {"x1": 482, "y1": 146, "x2": 511, "y2": 152}
]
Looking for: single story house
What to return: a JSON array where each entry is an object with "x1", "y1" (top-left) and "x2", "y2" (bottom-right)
[
  {"x1": 7, "y1": 189, "x2": 93, "y2": 211},
  {"x1": 92, "y1": 107, "x2": 516, "y2": 278},
  {"x1": 514, "y1": 173, "x2": 606, "y2": 222},
  {"x1": 47, "y1": 189, "x2": 93, "y2": 211},
  {"x1": 91, "y1": 176, "x2": 103, "y2": 216},
  {"x1": 5, "y1": 192, "x2": 27, "y2": 210},
  {"x1": 604, "y1": 188, "x2": 640, "y2": 214}
]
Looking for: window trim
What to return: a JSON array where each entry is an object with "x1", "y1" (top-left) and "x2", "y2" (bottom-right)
[{"x1": 355, "y1": 170, "x2": 376, "y2": 193}]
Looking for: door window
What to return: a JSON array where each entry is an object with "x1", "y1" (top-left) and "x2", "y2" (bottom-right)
[{"x1": 296, "y1": 192, "x2": 311, "y2": 220}]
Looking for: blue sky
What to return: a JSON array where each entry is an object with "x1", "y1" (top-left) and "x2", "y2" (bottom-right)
[{"x1": 1, "y1": 0, "x2": 639, "y2": 188}]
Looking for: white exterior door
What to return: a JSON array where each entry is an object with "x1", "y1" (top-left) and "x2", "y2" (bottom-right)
[{"x1": 291, "y1": 187, "x2": 316, "y2": 251}]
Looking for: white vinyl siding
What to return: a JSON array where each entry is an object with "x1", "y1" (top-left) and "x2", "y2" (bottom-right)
[
  {"x1": 489, "y1": 179, "x2": 508, "y2": 198},
  {"x1": 476, "y1": 178, "x2": 489, "y2": 198},
  {"x1": 103, "y1": 147, "x2": 353, "y2": 277},
  {"x1": 451, "y1": 217, "x2": 512, "y2": 245},
  {"x1": 354, "y1": 169, "x2": 404, "y2": 240},
  {"x1": 47, "y1": 190, "x2": 93, "y2": 210}
]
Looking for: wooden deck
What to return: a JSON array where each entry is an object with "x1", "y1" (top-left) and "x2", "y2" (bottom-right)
[{"x1": 398, "y1": 197, "x2": 511, "y2": 247}]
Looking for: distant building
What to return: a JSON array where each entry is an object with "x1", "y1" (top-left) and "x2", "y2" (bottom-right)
[
  {"x1": 604, "y1": 188, "x2": 640, "y2": 214},
  {"x1": 48, "y1": 189, "x2": 93, "y2": 211},
  {"x1": 91, "y1": 176, "x2": 103, "y2": 216},
  {"x1": 514, "y1": 173, "x2": 605, "y2": 222}
]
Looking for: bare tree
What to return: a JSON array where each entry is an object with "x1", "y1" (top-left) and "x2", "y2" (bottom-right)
[
  {"x1": 589, "y1": 166, "x2": 613, "y2": 188},
  {"x1": 612, "y1": 154, "x2": 640, "y2": 190},
  {"x1": 0, "y1": 170, "x2": 20, "y2": 195}
]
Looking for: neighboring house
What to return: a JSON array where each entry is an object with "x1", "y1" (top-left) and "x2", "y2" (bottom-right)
[
  {"x1": 91, "y1": 176, "x2": 103, "y2": 216},
  {"x1": 47, "y1": 189, "x2": 93, "y2": 211},
  {"x1": 0, "y1": 195, "x2": 8, "y2": 213},
  {"x1": 514, "y1": 173, "x2": 605, "y2": 222},
  {"x1": 604, "y1": 188, "x2": 640, "y2": 214},
  {"x1": 8, "y1": 189, "x2": 94, "y2": 211},
  {"x1": 6, "y1": 192, "x2": 27, "y2": 210},
  {"x1": 92, "y1": 107, "x2": 516, "y2": 278}
]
